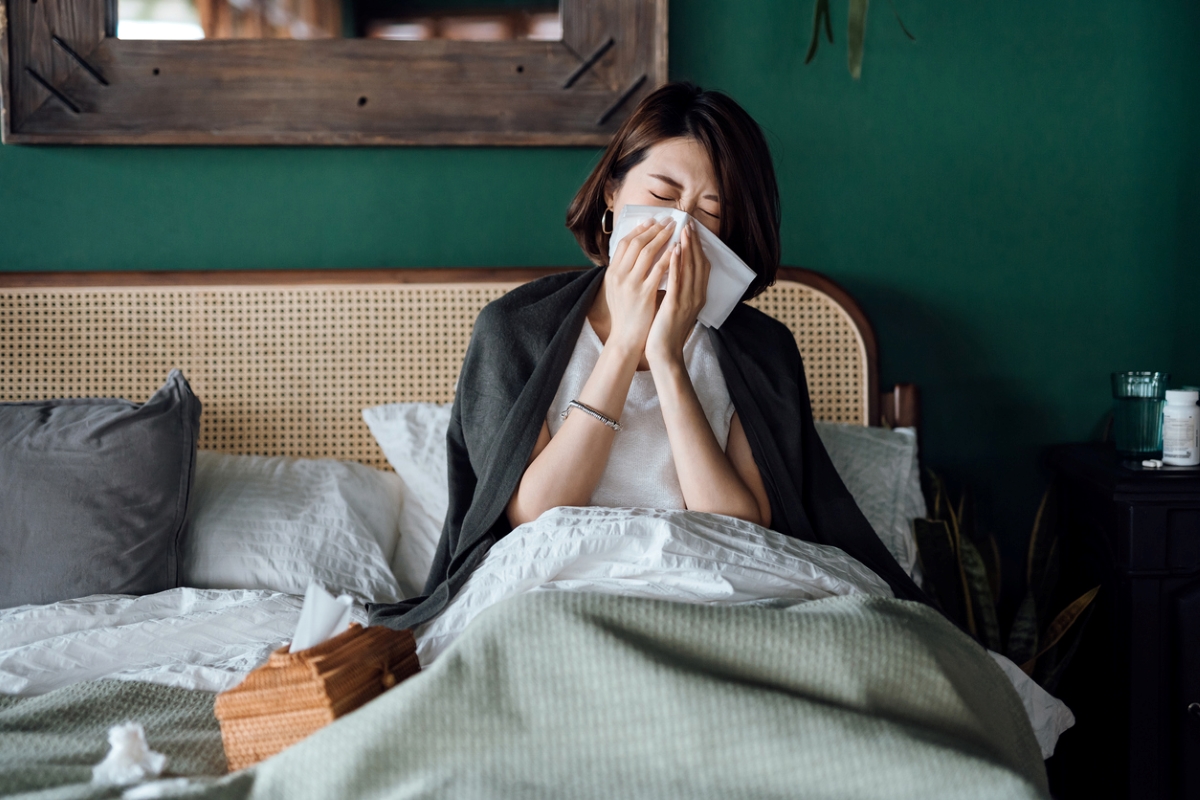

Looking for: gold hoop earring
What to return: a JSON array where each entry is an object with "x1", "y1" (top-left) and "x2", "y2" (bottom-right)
[{"x1": 601, "y1": 208, "x2": 614, "y2": 235}]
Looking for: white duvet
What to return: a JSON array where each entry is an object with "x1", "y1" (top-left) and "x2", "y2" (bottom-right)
[
  {"x1": 0, "y1": 588, "x2": 365, "y2": 696},
  {"x1": 0, "y1": 507, "x2": 1072, "y2": 757},
  {"x1": 415, "y1": 506, "x2": 892, "y2": 662}
]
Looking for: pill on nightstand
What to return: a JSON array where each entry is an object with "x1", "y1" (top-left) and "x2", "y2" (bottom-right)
[{"x1": 1142, "y1": 459, "x2": 1164, "y2": 468}]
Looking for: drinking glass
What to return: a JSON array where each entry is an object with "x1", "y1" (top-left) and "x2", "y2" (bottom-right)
[{"x1": 1111, "y1": 372, "x2": 1170, "y2": 458}]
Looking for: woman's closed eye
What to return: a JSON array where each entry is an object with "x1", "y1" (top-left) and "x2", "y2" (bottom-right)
[{"x1": 649, "y1": 192, "x2": 720, "y2": 220}]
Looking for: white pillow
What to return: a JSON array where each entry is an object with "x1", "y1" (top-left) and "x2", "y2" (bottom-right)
[
  {"x1": 180, "y1": 451, "x2": 403, "y2": 604},
  {"x1": 814, "y1": 422, "x2": 924, "y2": 578},
  {"x1": 362, "y1": 403, "x2": 453, "y2": 597},
  {"x1": 364, "y1": 403, "x2": 925, "y2": 589}
]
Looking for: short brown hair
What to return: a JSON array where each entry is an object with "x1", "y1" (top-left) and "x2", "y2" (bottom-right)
[{"x1": 566, "y1": 82, "x2": 781, "y2": 298}]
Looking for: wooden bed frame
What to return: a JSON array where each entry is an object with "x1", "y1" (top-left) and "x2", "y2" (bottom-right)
[{"x1": 0, "y1": 266, "x2": 919, "y2": 469}]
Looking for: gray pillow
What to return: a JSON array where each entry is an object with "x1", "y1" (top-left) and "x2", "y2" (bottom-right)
[{"x1": 0, "y1": 370, "x2": 202, "y2": 608}]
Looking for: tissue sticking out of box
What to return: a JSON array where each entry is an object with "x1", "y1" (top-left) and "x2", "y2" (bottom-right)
[
  {"x1": 289, "y1": 583, "x2": 354, "y2": 653},
  {"x1": 91, "y1": 722, "x2": 167, "y2": 787},
  {"x1": 606, "y1": 205, "x2": 756, "y2": 329}
]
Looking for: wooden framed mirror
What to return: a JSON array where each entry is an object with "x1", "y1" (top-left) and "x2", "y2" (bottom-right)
[{"x1": 0, "y1": 0, "x2": 666, "y2": 145}]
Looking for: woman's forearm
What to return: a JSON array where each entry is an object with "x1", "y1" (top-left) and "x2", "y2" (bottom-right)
[
  {"x1": 651, "y1": 359, "x2": 766, "y2": 525},
  {"x1": 505, "y1": 341, "x2": 641, "y2": 526}
]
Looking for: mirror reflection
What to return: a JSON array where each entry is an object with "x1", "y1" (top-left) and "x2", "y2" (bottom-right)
[{"x1": 116, "y1": 0, "x2": 562, "y2": 41}]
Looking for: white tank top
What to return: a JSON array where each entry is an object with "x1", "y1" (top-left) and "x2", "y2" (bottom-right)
[{"x1": 546, "y1": 319, "x2": 736, "y2": 510}]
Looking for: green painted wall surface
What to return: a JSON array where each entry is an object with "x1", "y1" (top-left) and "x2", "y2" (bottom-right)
[{"x1": 2, "y1": 2, "x2": 1197, "y2": 582}]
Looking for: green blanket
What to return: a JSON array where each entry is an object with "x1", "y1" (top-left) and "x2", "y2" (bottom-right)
[
  {"x1": 2, "y1": 594, "x2": 1049, "y2": 799},
  {"x1": 0, "y1": 680, "x2": 226, "y2": 800},
  {"x1": 238, "y1": 593, "x2": 1048, "y2": 799}
]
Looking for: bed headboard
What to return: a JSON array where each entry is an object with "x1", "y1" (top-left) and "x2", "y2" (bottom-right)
[{"x1": 0, "y1": 267, "x2": 904, "y2": 469}]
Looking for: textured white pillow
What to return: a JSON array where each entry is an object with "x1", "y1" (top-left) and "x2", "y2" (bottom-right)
[
  {"x1": 180, "y1": 452, "x2": 403, "y2": 604},
  {"x1": 364, "y1": 403, "x2": 926, "y2": 590},
  {"x1": 362, "y1": 403, "x2": 453, "y2": 597},
  {"x1": 814, "y1": 422, "x2": 924, "y2": 578}
]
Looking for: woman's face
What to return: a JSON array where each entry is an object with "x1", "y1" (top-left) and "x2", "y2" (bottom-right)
[{"x1": 605, "y1": 137, "x2": 721, "y2": 236}]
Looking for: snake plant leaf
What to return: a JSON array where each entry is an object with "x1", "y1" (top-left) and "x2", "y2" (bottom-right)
[
  {"x1": 1027, "y1": 484, "x2": 1060, "y2": 632},
  {"x1": 951, "y1": 524, "x2": 977, "y2": 639},
  {"x1": 1007, "y1": 589, "x2": 1040, "y2": 671},
  {"x1": 1027, "y1": 485, "x2": 1058, "y2": 588},
  {"x1": 1036, "y1": 599, "x2": 1098, "y2": 694},
  {"x1": 805, "y1": 0, "x2": 834, "y2": 65},
  {"x1": 925, "y1": 469, "x2": 948, "y2": 522},
  {"x1": 959, "y1": 536, "x2": 1002, "y2": 651},
  {"x1": 1022, "y1": 586, "x2": 1101, "y2": 673},
  {"x1": 848, "y1": 0, "x2": 869, "y2": 79},
  {"x1": 955, "y1": 488, "x2": 1000, "y2": 600},
  {"x1": 987, "y1": 536, "x2": 1003, "y2": 603},
  {"x1": 913, "y1": 518, "x2": 968, "y2": 630}
]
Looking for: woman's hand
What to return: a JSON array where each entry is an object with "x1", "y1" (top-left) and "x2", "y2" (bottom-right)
[
  {"x1": 646, "y1": 219, "x2": 710, "y2": 368},
  {"x1": 604, "y1": 218, "x2": 676, "y2": 359}
]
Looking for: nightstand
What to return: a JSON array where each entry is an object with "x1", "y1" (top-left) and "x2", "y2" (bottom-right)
[{"x1": 1044, "y1": 443, "x2": 1200, "y2": 800}]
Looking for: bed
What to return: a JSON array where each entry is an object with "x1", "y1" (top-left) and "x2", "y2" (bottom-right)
[{"x1": 0, "y1": 267, "x2": 1059, "y2": 799}]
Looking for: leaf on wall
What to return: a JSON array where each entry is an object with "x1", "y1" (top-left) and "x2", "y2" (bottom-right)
[
  {"x1": 806, "y1": 0, "x2": 834, "y2": 64},
  {"x1": 848, "y1": 0, "x2": 869, "y2": 79}
]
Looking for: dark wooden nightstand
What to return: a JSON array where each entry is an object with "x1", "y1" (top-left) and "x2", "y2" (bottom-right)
[{"x1": 1045, "y1": 443, "x2": 1200, "y2": 800}]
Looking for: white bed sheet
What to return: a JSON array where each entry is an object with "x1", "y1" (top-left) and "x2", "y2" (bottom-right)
[{"x1": 0, "y1": 588, "x2": 364, "y2": 696}]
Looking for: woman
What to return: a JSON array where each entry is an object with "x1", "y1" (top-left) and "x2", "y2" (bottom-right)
[{"x1": 369, "y1": 82, "x2": 927, "y2": 631}]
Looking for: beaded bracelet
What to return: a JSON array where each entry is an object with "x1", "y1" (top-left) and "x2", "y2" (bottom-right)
[{"x1": 561, "y1": 399, "x2": 622, "y2": 432}]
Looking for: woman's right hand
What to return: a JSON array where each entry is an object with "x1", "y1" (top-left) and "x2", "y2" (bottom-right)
[{"x1": 603, "y1": 217, "x2": 676, "y2": 358}]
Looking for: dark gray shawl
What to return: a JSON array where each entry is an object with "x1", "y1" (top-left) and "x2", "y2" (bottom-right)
[{"x1": 368, "y1": 267, "x2": 929, "y2": 630}]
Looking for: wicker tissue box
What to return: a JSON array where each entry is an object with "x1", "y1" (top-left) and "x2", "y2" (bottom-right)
[{"x1": 215, "y1": 623, "x2": 419, "y2": 770}]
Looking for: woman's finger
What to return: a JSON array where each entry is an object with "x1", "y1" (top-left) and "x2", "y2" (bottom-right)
[
  {"x1": 653, "y1": 241, "x2": 677, "y2": 294},
  {"x1": 685, "y1": 222, "x2": 710, "y2": 301},
  {"x1": 610, "y1": 219, "x2": 656, "y2": 272},
  {"x1": 616, "y1": 219, "x2": 665, "y2": 278},
  {"x1": 679, "y1": 223, "x2": 696, "y2": 298},
  {"x1": 632, "y1": 219, "x2": 677, "y2": 281}
]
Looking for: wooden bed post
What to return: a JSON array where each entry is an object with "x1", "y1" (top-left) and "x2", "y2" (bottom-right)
[{"x1": 880, "y1": 383, "x2": 920, "y2": 431}]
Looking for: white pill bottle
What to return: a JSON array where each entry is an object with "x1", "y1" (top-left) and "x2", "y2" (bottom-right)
[{"x1": 1162, "y1": 390, "x2": 1200, "y2": 466}]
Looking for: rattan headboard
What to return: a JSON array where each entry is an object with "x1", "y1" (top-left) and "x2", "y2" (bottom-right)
[{"x1": 0, "y1": 267, "x2": 880, "y2": 469}]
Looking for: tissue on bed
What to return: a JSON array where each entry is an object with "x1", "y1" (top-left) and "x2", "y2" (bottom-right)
[
  {"x1": 607, "y1": 205, "x2": 756, "y2": 328},
  {"x1": 289, "y1": 583, "x2": 354, "y2": 653},
  {"x1": 91, "y1": 722, "x2": 167, "y2": 786}
]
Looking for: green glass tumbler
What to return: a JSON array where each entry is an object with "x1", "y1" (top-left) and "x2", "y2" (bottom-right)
[{"x1": 1111, "y1": 371, "x2": 1170, "y2": 458}]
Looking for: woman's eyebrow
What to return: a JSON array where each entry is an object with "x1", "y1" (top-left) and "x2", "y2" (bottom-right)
[
  {"x1": 649, "y1": 173, "x2": 720, "y2": 203},
  {"x1": 649, "y1": 173, "x2": 683, "y2": 189}
]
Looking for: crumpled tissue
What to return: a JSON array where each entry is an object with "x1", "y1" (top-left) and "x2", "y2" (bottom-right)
[
  {"x1": 607, "y1": 204, "x2": 757, "y2": 328},
  {"x1": 91, "y1": 722, "x2": 167, "y2": 786},
  {"x1": 289, "y1": 583, "x2": 354, "y2": 653},
  {"x1": 121, "y1": 778, "x2": 195, "y2": 799}
]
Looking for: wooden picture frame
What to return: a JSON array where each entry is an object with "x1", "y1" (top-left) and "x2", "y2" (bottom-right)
[{"x1": 0, "y1": 0, "x2": 667, "y2": 145}]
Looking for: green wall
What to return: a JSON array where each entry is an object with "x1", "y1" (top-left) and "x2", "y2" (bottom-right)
[{"x1": 2, "y1": 1, "x2": 1197, "y2": 587}]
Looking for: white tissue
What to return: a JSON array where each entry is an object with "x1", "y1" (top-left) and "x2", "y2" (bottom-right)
[
  {"x1": 607, "y1": 205, "x2": 757, "y2": 328},
  {"x1": 122, "y1": 778, "x2": 195, "y2": 799},
  {"x1": 289, "y1": 583, "x2": 354, "y2": 653},
  {"x1": 91, "y1": 722, "x2": 167, "y2": 787}
]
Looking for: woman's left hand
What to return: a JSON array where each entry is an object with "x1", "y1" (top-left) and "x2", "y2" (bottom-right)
[{"x1": 646, "y1": 219, "x2": 711, "y2": 368}]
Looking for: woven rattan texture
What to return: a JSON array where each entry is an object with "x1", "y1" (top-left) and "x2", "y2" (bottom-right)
[{"x1": 0, "y1": 281, "x2": 867, "y2": 467}]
